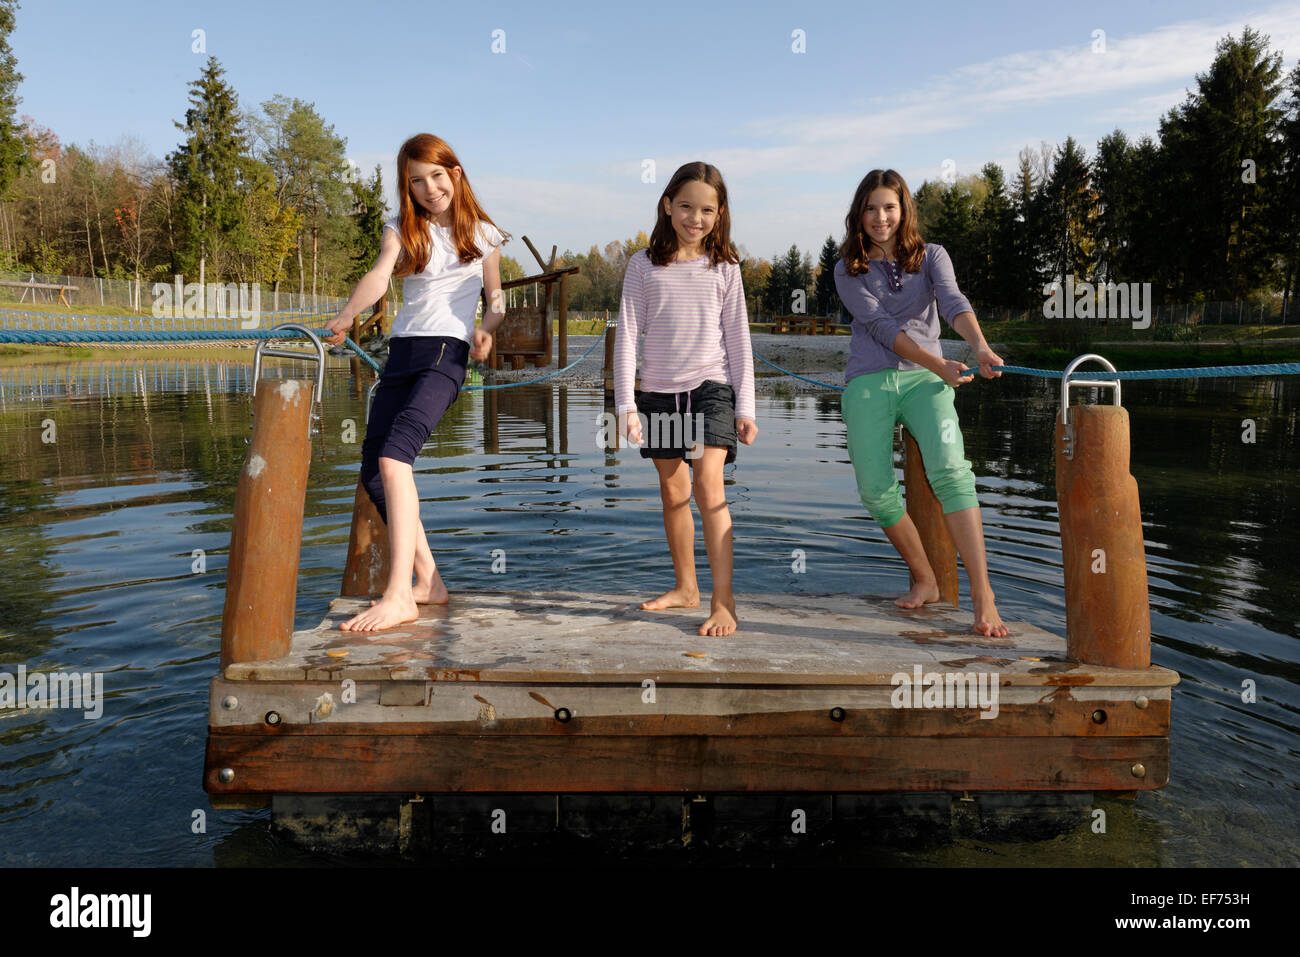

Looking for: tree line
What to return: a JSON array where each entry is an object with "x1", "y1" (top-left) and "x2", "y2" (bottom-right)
[
  {"x1": 0, "y1": 14, "x2": 1295, "y2": 321},
  {"x1": 559, "y1": 28, "x2": 1300, "y2": 321},
  {"x1": 2, "y1": 58, "x2": 398, "y2": 309}
]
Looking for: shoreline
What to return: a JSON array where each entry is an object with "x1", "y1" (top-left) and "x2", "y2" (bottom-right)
[{"x1": 2, "y1": 334, "x2": 1295, "y2": 390}]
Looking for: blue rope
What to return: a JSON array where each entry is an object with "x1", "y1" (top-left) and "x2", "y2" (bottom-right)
[
  {"x1": 755, "y1": 353, "x2": 1300, "y2": 391},
  {"x1": 464, "y1": 331, "x2": 608, "y2": 391},
  {"x1": 6, "y1": 323, "x2": 1296, "y2": 387},
  {"x1": 334, "y1": 327, "x2": 609, "y2": 391},
  {"x1": 755, "y1": 353, "x2": 847, "y2": 390},
  {"x1": 0, "y1": 302, "x2": 344, "y2": 325},
  {"x1": 977, "y1": 362, "x2": 1300, "y2": 380},
  {"x1": 0, "y1": 328, "x2": 307, "y2": 343},
  {"x1": 338, "y1": 337, "x2": 383, "y2": 374}
]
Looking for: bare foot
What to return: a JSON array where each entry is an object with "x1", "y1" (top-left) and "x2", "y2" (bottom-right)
[
  {"x1": 698, "y1": 598, "x2": 737, "y2": 637},
  {"x1": 411, "y1": 569, "x2": 449, "y2": 605},
  {"x1": 971, "y1": 589, "x2": 1009, "y2": 638},
  {"x1": 895, "y1": 579, "x2": 941, "y2": 609},
  {"x1": 341, "y1": 593, "x2": 419, "y2": 632},
  {"x1": 641, "y1": 586, "x2": 700, "y2": 611}
]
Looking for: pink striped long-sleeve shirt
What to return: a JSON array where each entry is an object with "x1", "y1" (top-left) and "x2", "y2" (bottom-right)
[{"x1": 614, "y1": 250, "x2": 756, "y2": 421}]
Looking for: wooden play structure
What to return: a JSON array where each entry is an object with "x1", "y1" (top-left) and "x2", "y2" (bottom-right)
[
  {"x1": 490, "y1": 236, "x2": 579, "y2": 371},
  {"x1": 205, "y1": 337, "x2": 1176, "y2": 843}
]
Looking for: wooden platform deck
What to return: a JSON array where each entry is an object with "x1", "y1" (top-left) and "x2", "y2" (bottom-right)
[{"x1": 204, "y1": 591, "x2": 1178, "y2": 802}]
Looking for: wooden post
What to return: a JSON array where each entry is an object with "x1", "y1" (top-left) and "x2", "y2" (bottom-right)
[
  {"x1": 341, "y1": 481, "x2": 390, "y2": 598},
  {"x1": 902, "y1": 428, "x2": 959, "y2": 606},
  {"x1": 603, "y1": 317, "x2": 616, "y2": 394},
  {"x1": 219, "y1": 379, "x2": 314, "y2": 669},
  {"x1": 1055, "y1": 404, "x2": 1151, "y2": 668},
  {"x1": 557, "y1": 274, "x2": 568, "y2": 368}
]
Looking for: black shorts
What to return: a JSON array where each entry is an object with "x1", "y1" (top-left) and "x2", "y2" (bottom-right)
[{"x1": 634, "y1": 379, "x2": 737, "y2": 464}]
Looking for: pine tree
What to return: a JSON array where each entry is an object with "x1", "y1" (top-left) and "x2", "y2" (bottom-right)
[
  {"x1": 347, "y1": 164, "x2": 387, "y2": 284},
  {"x1": 1010, "y1": 149, "x2": 1044, "y2": 309},
  {"x1": 971, "y1": 163, "x2": 1016, "y2": 309},
  {"x1": 1276, "y1": 63, "x2": 1300, "y2": 321},
  {"x1": 0, "y1": 0, "x2": 29, "y2": 201},
  {"x1": 814, "y1": 236, "x2": 840, "y2": 316},
  {"x1": 167, "y1": 57, "x2": 250, "y2": 286},
  {"x1": 1157, "y1": 27, "x2": 1283, "y2": 299},
  {"x1": 1092, "y1": 130, "x2": 1129, "y2": 286},
  {"x1": 765, "y1": 244, "x2": 806, "y2": 314},
  {"x1": 932, "y1": 183, "x2": 976, "y2": 289},
  {"x1": 1042, "y1": 136, "x2": 1097, "y2": 288}
]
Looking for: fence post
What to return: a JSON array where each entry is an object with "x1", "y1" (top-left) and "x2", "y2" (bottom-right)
[{"x1": 603, "y1": 317, "x2": 616, "y2": 394}]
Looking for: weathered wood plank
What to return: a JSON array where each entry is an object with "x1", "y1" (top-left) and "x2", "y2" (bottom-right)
[
  {"x1": 204, "y1": 734, "x2": 1170, "y2": 793},
  {"x1": 207, "y1": 678, "x2": 1170, "y2": 736},
  {"x1": 208, "y1": 702, "x2": 1170, "y2": 738},
  {"x1": 222, "y1": 591, "x2": 1181, "y2": 689}
]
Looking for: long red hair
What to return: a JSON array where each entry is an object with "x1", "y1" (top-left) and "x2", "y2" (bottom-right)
[
  {"x1": 839, "y1": 169, "x2": 925, "y2": 277},
  {"x1": 393, "y1": 133, "x2": 508, "y2": 277}
]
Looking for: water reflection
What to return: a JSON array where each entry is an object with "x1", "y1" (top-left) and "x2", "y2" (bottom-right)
[{"x1": 0, "y1": 358, "x2": 1295, "y2": 866}]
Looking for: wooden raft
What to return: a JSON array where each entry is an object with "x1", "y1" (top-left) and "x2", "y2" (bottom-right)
[{"x1": 204, "y1": 591, "x2": 1177, "y2": 802}]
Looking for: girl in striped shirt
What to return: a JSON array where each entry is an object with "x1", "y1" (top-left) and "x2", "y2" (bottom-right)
[{"x1": 614, "y1": 162, "x2": 757, "y2": 637}]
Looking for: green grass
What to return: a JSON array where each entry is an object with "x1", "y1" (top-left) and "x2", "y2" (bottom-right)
[
  {"x1": 966, "y1": 321, "x2": 1298, "y2": 344},
  {"x1": 0, "y1": 343, "x2": 259, "y2": 365},
  {"x1": 997, "y1": 341, "x2": 1300, "y2": 368}
]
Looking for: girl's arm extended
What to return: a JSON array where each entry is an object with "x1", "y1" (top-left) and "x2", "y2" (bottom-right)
[
  {"x1": 834, "y1": 263, "x2": 971, "y2": 385},
  {"x1": 614, "y1": 253, "x2": 644, "y2": 442},
  {"x1": 950, "y1": 311, "x2": 1002, "y2": 379},
  {"x1": 324, "y1": 227, "x2": 401, "y2": 345},
  {"x1": 721, "y1": 263, "x2": 757, "y2": 444},
  {"x1": 928, "y1": 245, "x2": 1002, "y2": 379},
  {"x1": 887, "y1": 329, "x2": 974, "y2": 387},
  {"x1": 472, "y1": 247, "x2": 506, "y2": 361},
  {"x1": 887, "y1": 316, "x2": 1003, "y2": 386}
]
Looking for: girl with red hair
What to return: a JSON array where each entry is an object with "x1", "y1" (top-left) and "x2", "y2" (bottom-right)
[{"x1": 325, "y1": 133, "x2": 508, "y2": 631}]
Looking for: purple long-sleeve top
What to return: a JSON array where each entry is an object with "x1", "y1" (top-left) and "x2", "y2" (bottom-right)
[{"x1": 832, "y1": 243, "x2": 973, "y2": 384}]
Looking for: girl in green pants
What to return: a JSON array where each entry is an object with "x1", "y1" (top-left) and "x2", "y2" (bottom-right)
[{"x1": 832, "y1": 169, "x2": 1008, "y2": 638}]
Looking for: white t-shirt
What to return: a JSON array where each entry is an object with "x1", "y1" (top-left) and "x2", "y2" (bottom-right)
[{"x1": 383, "y1": 217, "x2": 505, "y2": 341}]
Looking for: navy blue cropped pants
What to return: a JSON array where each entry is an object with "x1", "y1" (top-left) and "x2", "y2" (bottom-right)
[{"x1": 360, "y1": 335, "x2": 468, "y2": 525}]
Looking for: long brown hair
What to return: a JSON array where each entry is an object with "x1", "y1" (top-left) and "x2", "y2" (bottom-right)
[
  {"x1": 392, "y1": 133, "x2": 508, "y2": 277},
  {"x1": 647, "y1": 162, "x2": 739, "y2": 268},
  {"x1": 839, "y1": 169, "x2": 925, "y2": 277}
]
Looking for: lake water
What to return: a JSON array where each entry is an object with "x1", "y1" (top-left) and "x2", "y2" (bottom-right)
[{"x1": 0, "y1": 352, "x2": 1296, "y2": 867}]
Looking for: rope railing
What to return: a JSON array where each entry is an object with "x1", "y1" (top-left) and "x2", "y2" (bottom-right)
[
  {"x1": 4, "y1": 323, "x2": 1297, "y2": 390},
  {"x1": 754, "y1": 353, "x2": 1300, "y2": 389}
]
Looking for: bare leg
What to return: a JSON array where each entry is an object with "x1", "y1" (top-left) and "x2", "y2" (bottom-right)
[
  {"x1": 691, "y1": 447, "x2": 737, "y2": 636},
  {"x1": 942, "y1": 506, "x2": 1008, "y2": 637},
  {"x1": 411, "y1": 516, "x2": 448, "y2": 604},
  {"x1": 641, "y1": 457, "x2": 701, "y2": 611},
  {"x1": 881, "y1": 513, "x2": 942, "y2": 609},
  {"x1": 342, "y1": 457, "x2": 420, "y2": 631}
]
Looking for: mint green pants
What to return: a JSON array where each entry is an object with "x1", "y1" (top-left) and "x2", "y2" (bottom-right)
[{"x1": 840, "y1": 369, "x2": 978, "y2": 528}]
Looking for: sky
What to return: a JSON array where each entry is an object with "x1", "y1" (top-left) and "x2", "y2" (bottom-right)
[{"x1": 13, "y1": 0, "x2": 1300, "y2": 265}]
